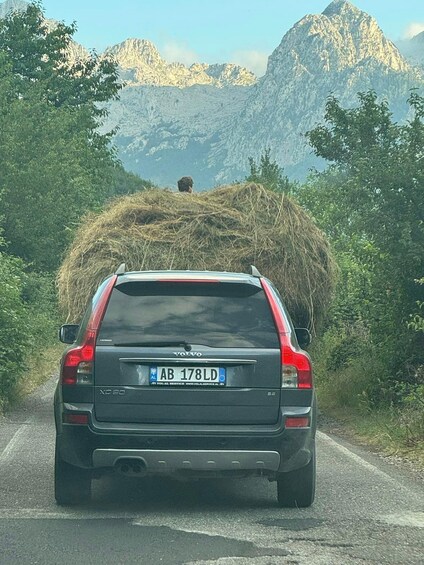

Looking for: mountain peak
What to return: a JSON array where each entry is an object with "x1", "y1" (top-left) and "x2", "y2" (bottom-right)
[
  {"x1": 105, "y1": 38, "x2": 164, "y2": 70},
  {"x1": 267, "y1": 0, "x2": 410, "y2": 82},
  {"x1": 121, "y1": 38, "x2": 159, "y2": 52},
  {"x1": 322, "y1": 0, "x2": 362, "y2": 17}
]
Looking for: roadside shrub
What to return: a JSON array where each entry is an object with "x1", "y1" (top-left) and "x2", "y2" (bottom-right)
[
  {"x1": 0, "y1": 245, "x2": 60, "y2": 411},
  {"x1": 408, "y1": 278, "x2": 424, "y2": 333},
  {"x1": 0, "y1": 250, "x2": 30, "y2": 410},
  {"x1": 22, "y1": 270, "x2": 60, "y2": 346},
  {"x1": 312, "y1": 322, "x2": 390, "y2": 411},
  {"x1": 390, "y1": 368, "x2": 424, "y2": 447}
]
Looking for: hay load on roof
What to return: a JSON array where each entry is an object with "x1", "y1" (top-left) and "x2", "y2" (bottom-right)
[{"x1": 57, "y1": 183, "x2": 336, "y2": 330}]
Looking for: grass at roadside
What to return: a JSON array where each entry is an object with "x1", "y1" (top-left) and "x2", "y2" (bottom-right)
[
  {"x1": 312, "y1": 336, "x2": 424, "y2": 471},
  {"x1": 16, "y1": 343, "x2": 64, "y2": 399},
  {"x1": 318, "y1": 399, "x2": 424, "y2": 471}
]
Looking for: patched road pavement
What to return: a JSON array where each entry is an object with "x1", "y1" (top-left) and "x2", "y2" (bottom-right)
[{"x1": 0, "y1": 378, "x2": 423, "y2": 564}]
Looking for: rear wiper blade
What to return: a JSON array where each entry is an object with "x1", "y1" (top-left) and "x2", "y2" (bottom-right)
[{"x1": 114, "y1": 340, "x2": 193, "y2": 350}]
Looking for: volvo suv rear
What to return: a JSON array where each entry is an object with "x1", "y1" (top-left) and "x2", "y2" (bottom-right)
[{"x1": 54, "y1": 267, "x2": 317, "y2": 507}]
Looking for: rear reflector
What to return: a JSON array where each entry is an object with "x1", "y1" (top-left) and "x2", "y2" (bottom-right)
[
  {"x1": 285, "y1": 416, "x2": 310, "y2": 428},
  {"x1": 63, "y1": 413, "x2": 89, "y2": 425}
]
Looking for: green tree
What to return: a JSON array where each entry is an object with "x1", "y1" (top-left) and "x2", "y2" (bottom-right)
[
  {"x1": 0, "y1": 3, "x2": 120, "y2": 109},
  {"x1": 0, "y1": 240, "x2": 30, "y2": 410},
  {"x1": 0, "y1": 3, "x2": 121, "y2": 270},
  {"x1": 246, "y1": 148, "x2": 292, "y2": 193},
  {"x1": 304, "y1": 91, "x2": 424, "y2": 381}
]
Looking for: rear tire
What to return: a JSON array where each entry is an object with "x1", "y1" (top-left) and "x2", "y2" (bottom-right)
[
  {"x1": 55, "y1": 438, "x2": 91, "y2": 506},
  {"x1": 277, "y1": 444, "x2": 316, "y2": 508}
]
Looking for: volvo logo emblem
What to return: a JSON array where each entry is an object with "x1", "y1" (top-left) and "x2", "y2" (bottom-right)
[{"x1": 173, "y1": 351, "x2": 202, "y2": 357}]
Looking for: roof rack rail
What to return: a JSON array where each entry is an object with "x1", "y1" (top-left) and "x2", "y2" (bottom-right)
[
  {"x1": 250, "y1": 265, "x2": 262, "y2": 277},
  {"x1": 115, "y1": 263, "x2": 126, "y2": 275}
]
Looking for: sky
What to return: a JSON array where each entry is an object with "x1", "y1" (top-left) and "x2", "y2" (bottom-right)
[{"x1": 39, "y1": 0, "x2": 424, "y2": 76}]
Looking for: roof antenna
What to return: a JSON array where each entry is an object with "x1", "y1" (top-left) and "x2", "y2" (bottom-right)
[
  {"x1": 250, "y1": 265, "x2": 262, "y2": 277},
  {"x1": 115, "y1": 263, "x2": 126, "y2": 275}
]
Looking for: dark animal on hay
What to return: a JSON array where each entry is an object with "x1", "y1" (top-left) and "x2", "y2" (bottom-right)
[{"x1": 177, "y1": 176, "x2": 193, "y2": 192}]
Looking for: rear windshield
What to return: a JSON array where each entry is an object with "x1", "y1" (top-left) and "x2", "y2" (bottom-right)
[{"x1": 98, "y1": 281, "x2": 279, "y2": 348}]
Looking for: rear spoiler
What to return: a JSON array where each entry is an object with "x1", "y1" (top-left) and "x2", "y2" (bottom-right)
[{"x1": 114, "y1": 263, "x2": 263, "y2": 279}]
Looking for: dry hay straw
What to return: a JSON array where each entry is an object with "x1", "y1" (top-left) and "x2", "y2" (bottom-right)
[{"x1": 57, "y1": 183, "x2": 336, "y2": 331}]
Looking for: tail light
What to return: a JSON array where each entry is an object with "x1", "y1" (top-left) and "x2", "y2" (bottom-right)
[
  {"x1": 285, "y1": 416, "x2": 310, "y2": 428},
  {"x1": 62, "y1": 330, "x2": 95, "y2": 385},
  {"x1": 280, "y1": 333, "x2": 313, "y2": 389},
  {"x1": 63, "y1": 413, "x2": 89, "y2": 425},
  {"x1": 261, "y1": 278, "x2": 313, "y2": 389},
  {"x1": 61, "y1": 275, "x2": 117, "y2": 386}
]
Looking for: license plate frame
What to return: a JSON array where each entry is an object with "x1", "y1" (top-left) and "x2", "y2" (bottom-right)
[{"x1": 150, "y1": 366, "x2": 226, "y2": 386}]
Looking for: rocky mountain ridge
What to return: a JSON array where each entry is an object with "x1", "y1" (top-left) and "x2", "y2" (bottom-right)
[
  {"x1": 103, "y1": 0, "x2": 423, "y2": 186},
  {"x1": 0, "y1": 0, "x2": 256, "y2": 88},
  {"x1": 214, "y1": 0, "x2": 421, "y2": 182},
  {"x1": 1, "y1": 0, "x2": 423, "y2": 188},
  {"x1": 105, "y1": 39, "x2": 256, "y2": 87}
]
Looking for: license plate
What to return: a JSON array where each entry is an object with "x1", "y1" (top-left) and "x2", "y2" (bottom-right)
[{"x1": 150, "y1": 366, "x2": 226, "y2": 386}]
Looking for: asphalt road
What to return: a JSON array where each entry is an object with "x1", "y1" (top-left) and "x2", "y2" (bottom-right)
[{"x1": 0, "y1": 377, "x2": 423, "y2": 565}]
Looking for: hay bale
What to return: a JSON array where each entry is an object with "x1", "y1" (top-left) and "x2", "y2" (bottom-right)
[{"x1": 57, "y1": 183, "x2": 336, "y2": 330}]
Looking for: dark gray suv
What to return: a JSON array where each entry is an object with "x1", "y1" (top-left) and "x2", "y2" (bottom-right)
[{"x1": 54, "y1": 267, "x2": 317, "y2": 507}]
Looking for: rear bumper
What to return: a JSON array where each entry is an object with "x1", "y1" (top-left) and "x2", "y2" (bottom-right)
[
  {"x1": 55, "y1": 399, "x2": 317, "y2": 476},
  {"x1": 93, "y1": 449, "x2": 281, "y2": 473}
]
